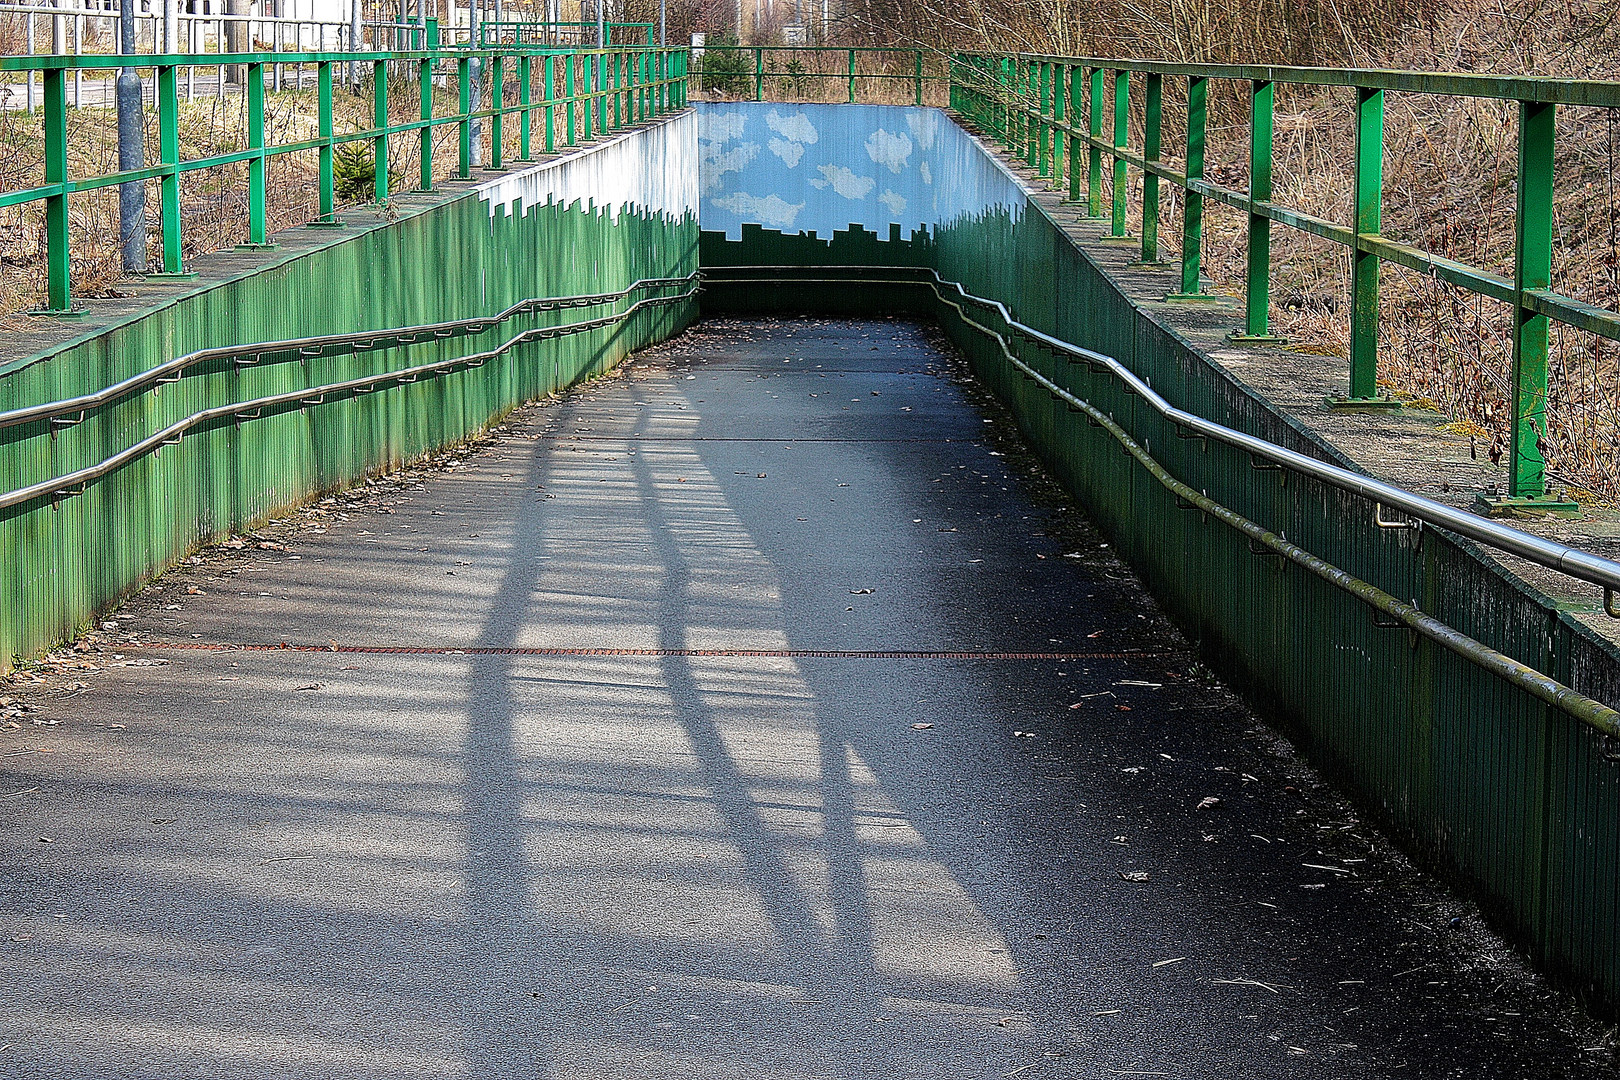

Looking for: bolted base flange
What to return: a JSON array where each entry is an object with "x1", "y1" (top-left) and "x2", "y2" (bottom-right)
[{"x1": 1474, "y1": 493, "x2": 1581, "y2": 518}]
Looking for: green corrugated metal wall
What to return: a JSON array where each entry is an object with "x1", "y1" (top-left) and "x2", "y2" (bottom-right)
[
  {"x1": 701, "y1": 201, "x2": 1620, "y2": 1015},
  {"x1": 1, "y1": 136, "x2": 698, "y2": 669}
]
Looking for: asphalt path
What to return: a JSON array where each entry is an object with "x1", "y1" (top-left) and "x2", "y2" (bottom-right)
[{"x1": 0, "y1": 316, "x2": 1607, "y2": 1078}]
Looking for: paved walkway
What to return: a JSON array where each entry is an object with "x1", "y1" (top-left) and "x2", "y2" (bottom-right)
[{"x1": 0, "y1": 317, "x2": 1606, "y2": 1078}]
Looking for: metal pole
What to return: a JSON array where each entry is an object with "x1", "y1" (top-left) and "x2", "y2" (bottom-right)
[
  {"x1": 350, "y1": 0, "x2": 362, "y2": 87},
  {"x1": 658, "y1": 0, "x2": 664, "y2": 46},
  {"x1": 117, "y1": 0, "x2": 146, "y2": 275},
  {"x1": 595, "y1": 0, "x2": 603, "y2": 47},
  {"x1": 163, "y1": 0, "x2": 177, "y2": 52}
]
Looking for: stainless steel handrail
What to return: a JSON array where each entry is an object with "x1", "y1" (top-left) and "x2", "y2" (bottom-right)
[
  {"x1": 701, "y1": 265, "x2": 1620, "y2": 732},
  {"x1": 704, "y1": 265, "x2": 1620, "y2": 606},
  {"x1": 0, "y1": 282, "x2": 696, "y2": 512},
  {"x1": 0, "y1": 275, "x2": 698, "y2": 435}
]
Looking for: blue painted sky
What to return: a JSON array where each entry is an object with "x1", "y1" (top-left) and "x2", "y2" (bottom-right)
[{"x1": 697, "y1": 103, "x2": 1028, "y2": 241}]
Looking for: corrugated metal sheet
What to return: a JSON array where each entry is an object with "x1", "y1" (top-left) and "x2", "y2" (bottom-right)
[
  {"x1": 0, "y1": 112, "x2": 699, "y2": 669},
  {"x1": 695, "y1": 106, "x2": 1620, "y2": 1017}
]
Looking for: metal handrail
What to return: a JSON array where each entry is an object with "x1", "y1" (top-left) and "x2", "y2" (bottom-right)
[
  {"x1": 702, "y1": 264, "x2": 1620, "y2": 733},
  {"x1": 948, "y1": 53, "x2": 1620, "y2": 508},
  {"x1": 0, "y1": 275, "x2": 697, "y2": 434},
  {"x1": 0, "y1": 275, "x2": 698, "y2": 512},
  {"x1": 702, "y1": 265, "x2": 1620, "y2": 601}
]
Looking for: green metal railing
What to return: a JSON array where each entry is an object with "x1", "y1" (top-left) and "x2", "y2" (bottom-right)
[
  {"x1": 479, "y1": 22, "x2": 657, "y2": 47},
  {"x1": 692, "y1": 46, "x2": 943, "y2": 105},
  {"x1": 0, "y1": 43, "x2": 689, "y2": 318},
  {"x1": 950, "y1": 53, "x2": 1620, "y2": 512},
  {"x1": 0, "y1": 275, "x2": 697, "y2": 514}
]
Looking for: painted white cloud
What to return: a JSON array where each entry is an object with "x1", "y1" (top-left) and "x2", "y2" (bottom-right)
[
  {"x1": 878, "y1": 189, "x2": 906, "y2": 215},
  {"x1": 699, "y1": 141, "x2": 760, "y2": 194},
  {"x1": 711, "y1": 191, "x2": 806, "y2": 230},
  {"x1": 812, "y1": 164, "x2": 876, "y2": 200},
  {"x1": 766, "y1": 109, "x2": 819, "y2": 145},
  {"x1": 866, "y1": 128, "x2": 913, "y2": 174},
  {"x1": 919, "y1": 161, "x2": 932, "y2": 185},
  {"x1": 768, "y1": 137, "x2": 806, "y2": 168},
  {"x1": 906, "y1": 110, "x2": 938, "y2": 151},
  {"x1": 702, "y1": 111, "x2": 748, "y2": 143}
]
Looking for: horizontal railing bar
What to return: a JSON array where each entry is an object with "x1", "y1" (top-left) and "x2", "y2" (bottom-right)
[
  {"x1": 701, "y1": 264, "x2": 1620, "y2": 733},
  {"x1": 701, "y1": 265, "x2": 1620, "y2": 595},
  {"x1": 0, "y1": 282, "x2": 696, "y2": 513},
  {"x1": 0, "y1": 275, "x2": 697, "y2": 435},
  {"x1": 962, "y1": 51, "x2": 1620, "y2": 107},
  {"x1": 975, "y1": 87, "x2": 1620, "y2": 340},
  {"x1": 0, "y1": 46, "x2": 685, "y2": 72}
]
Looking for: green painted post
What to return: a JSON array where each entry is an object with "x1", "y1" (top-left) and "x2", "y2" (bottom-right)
[
  {"x1": 491, "y1": 54, "x2": 504, "y2": 168},
  {"x1": 245, "y1": 62, "x2": 271, "y2": 247},
  {"x1": 611, "y1": 51, "x2": 621, "y2": 128},
  {"x1": 418, "y1": 54, "x2": 434, "y2": 191},
  {"x1": 309, "y1": 62, "x2": 343, "y2": 226},
  {"x1": 566, "y1": 54, "x2": 576, "y2": 145},
  {"x1": 519, "y1": 54, "x2": 532, "y2": 161},
  {"x1": 1237, "y1": 79, "x2": 1278, "y2": 340},
  {"x1": 40, "y1": 68, "x2": 70, "y2": 310},
  {"x1": 1109, "y1": 70, "x2": 1129, "y2": 239},
  {"x1": 1025, "y1": 60, "x2": 1038, "y2": 168},
  {"x1": 1087, "y1": 67, "x2": 1103, "y2": 217},
  {"x1": 915, "y1": 50, "x2": 923, "y2": 106},
  {"x1": 157, "y1": 65, "x2": 185, "y2": 271},
  {"x1": 1142, "y1": 72, "x2": 1161, "y2": 262},
  {"x1": 848, "y1": 49, "x2": 856, "y2": 103},
  {"x1": 373, "y1": 59, "x2": 389, "y2": 201},
  {"x1": 1507, "y1": 99, "x2": 1563, "y2": 505},
  {"x1": 1068, "y1": 66, "x2": 1083, "y2": 203},
  {"x1": 457, "y1": 56, "x2": 471, "y2": 176},
  {"x1": 544, "y1": 55, "x2": 555, "y2": 152},
  {"x1": 584, "y1": 55, "x2": 594, "y2": 141},
  {"x1": 1053, "y1": 63, "x2": 1066, "y2": 193},
  {"x1": 1037, "y1": 61, "x2": 1051, "y2": 177},
  {"x1": 598, "y1": 52, "x2": 608, "y2": 134},
  {"x1": 1168, "y1": 75, "x2": 1210, "y2": 300},
  {"x1": 1336, "y1": 86, "x2": 1394, "y2": 405}
]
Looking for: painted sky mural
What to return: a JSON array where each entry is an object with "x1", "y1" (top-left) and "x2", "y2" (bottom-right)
[{"x1": 696, "y1": 103, "x2": 1029, "y2": 240}]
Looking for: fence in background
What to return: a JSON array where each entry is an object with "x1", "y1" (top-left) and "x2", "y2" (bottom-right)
[
  {"x1": 691, "y1": 46, "x2": 945, "y2": 106},
  {"x1": 0, "y1": 42, "x2": 687, "y2": 315},
  {"x1": 950, "y1": 53, "x2": 1620, "y2": 512}
]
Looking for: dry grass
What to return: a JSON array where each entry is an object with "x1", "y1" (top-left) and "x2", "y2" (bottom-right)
[{"x1": 922, "y1": 0, "x2": 1620, "y2": 498}]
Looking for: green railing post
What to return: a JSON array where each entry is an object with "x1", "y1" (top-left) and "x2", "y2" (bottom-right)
[
  {"x1": 1037, "y1": 61, "x2": 1051, "y2": 177},
  {"x1": 1053, "y1": 62, "x2": 1067, "y2": 193},
  {"x1": 38, "y1": 67, "x2": 71, "y2": 311},
  {"x1": 155, "y1": 64, "x2": 189, "y2": 272},
  {"x1": 596, "y1": 52, "x2": 606, "y2": 134},
  {"x1": 457, "y1": 55, "x2": 472, "y2": 176},
  {"x1": 915, "y1": 50, "x2": 923, "y2": 106},
  {"x1": 518, "y1": 53, "x2": 532, "y2": 161},
  {"x1": 373, "y1": 59, "x2": 389, "y2": 201},
  {"x1": 847, "y1": 49, "x2": 856, "y2": 103},
  {"x1": 1087, "y1": 67, "x2": 1103, "y2": 217},
  {"x1": 1168, "y1": 75, "x2": 1210, "y2": 301},
  {"x1": 1067, "y1": 66, "x2": 1083, "y2": 202},
  {"x1": 243, "y1": 61, "x2": 272, "y2": 248},
  {"x1": 1141, "y1": 72, "x2": 1161, "y2": 262},
  {"x1": 1025, "y1": 60, "x2": 1038, "y2": 168},
  {"x1": 418, "y1": 53, "x2": 434, "y2": 192},
  {"x1": 566, "y1": 53, "x2": 577, "y2": 145},
  {"x1": 584, "y1": 54, "x2": 595, "y2": 141},
  {"x1": 611, "y1": 50, "x2": 621, "y2": 128},
  {"x1": 544, "y1": 54, "x2": 555, "y2": 152},
  {"x1": 1109, "y1": 69, "x2": 1130, "y2": 239},
  {"x1": 1499, "y1": 98, "x2": 1571, "y2": 509},
  {"x1": 754, "y1": 47, "x2": 763, "y2": 102},
  {"x1": 490, "y1": 54, "x2": 504, "y2": 169},
  {"x1": 1333, "y1": 86, "x2": 1397, "y2": 406},
  {"x1": 308, "y1": 61, "x2": 343, "y2": 227},
  {"x1": 1236, "y1": 79, "x2": 1279, "y2": 340}
]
